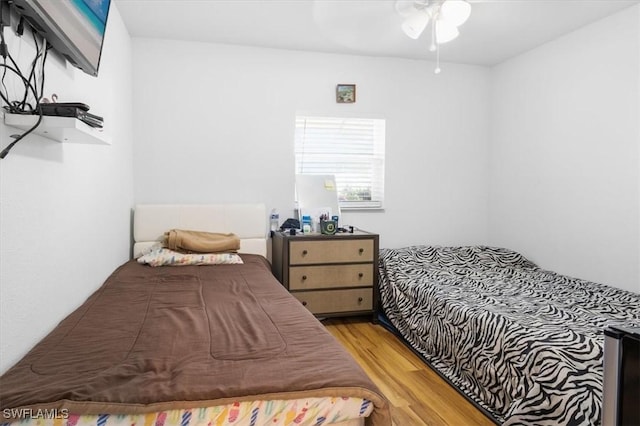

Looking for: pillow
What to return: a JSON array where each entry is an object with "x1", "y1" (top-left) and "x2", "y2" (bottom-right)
[{"x1": 137, "y1": 244, "x2": 243, "y2": 267}]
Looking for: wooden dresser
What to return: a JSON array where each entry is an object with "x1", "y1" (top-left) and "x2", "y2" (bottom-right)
[{"x1": 271, "y1": 230, "x2": 379, "y2": 320}]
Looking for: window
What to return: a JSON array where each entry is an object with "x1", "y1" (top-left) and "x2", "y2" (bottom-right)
[{"x1": 294, "y1": 116, "x2": 385, "y2": 209}]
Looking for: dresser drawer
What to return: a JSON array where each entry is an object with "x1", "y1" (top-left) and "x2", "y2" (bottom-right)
[
  {"x1": 292, "y1": 288, "x2": 373, "y2": 314},
  {"x1": 289, "y1": 264, "x2": 373, "y2": 290},
  {"x1": 289, "y1": 239, "x2": 374, "y2": 265}
]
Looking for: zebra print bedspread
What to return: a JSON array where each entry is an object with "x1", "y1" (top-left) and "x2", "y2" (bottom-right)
[{"x1": 378, "y1": 245, "x2": 640, "y2": 425}]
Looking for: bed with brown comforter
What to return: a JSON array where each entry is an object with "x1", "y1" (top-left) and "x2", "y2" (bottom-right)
[{"x1": 0, "y1": 255, "x2": 390, "y2": 426}]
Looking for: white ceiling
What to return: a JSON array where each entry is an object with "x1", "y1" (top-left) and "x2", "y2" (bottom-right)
[{"x1": 114, "y1": 0, "x2": 640, "y2": 67}]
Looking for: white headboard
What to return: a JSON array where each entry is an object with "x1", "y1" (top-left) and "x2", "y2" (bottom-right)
[{"x1": 133, "y1": 204, "x2": 267, "y2": 258}]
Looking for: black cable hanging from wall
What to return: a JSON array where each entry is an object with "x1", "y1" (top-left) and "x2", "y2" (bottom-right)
[{"x1": 0, "y1": 0, "x2": 50, "y2": 159}]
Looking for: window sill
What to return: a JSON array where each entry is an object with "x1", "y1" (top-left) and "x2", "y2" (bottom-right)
[{"x1": 340, "y1": 204, "x2": 384, "y2": 212}]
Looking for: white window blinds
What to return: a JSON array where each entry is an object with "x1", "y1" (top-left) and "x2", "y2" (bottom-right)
[{"x1": 295, "y1": 116, "x2": 385, "y2": 209}]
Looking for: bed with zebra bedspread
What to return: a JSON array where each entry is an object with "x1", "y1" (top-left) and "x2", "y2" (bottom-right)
[{"x1": 378, "y1": 245, "x2": 640, "y2": 425}]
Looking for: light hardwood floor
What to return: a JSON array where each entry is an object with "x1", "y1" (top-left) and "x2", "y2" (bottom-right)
[{"x1": 323, "y1": 317, "x2": 496, "y2": 426}]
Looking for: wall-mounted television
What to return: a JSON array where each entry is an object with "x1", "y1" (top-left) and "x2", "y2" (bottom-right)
[{"x1": 11, "y1": 0, "x2": 111, "y2": 77}]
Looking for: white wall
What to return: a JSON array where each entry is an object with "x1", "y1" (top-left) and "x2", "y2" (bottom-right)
[
  {"x1": 489, "y1": 5, "x2": 640, "y2": 293},
  {"x1": 0, "y1": 4, "x2": 134, "y2": 373},
  {"x1": 132, "y1": 40, "x2": 491, "y2": 250}
]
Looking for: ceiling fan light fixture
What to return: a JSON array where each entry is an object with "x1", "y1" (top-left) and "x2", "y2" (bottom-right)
[
  {"x1": 435, "y1": 19, "x2": 460, "y2": 44},
  {"x1": 439, "y1": 0, "x2": 471, "y2": 27},
  {"x1": 401, "y1": 9, "x2": 430, "y2": 39},
  {"x1": 396, "y1": 0, "x2": 472, "y2": 74}
]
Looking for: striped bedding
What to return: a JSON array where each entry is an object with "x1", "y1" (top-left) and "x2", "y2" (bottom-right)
[
  {"x1": 378, "y1": 245, "x2": 640, "y2": 425},
  {"x1": 1, "y1": 397, "x2": 373, "y2": 426}
]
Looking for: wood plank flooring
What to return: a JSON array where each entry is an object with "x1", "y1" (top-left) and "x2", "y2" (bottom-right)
[{"x1": 323, "y1": 317, "x2": 495, "y2": 426}]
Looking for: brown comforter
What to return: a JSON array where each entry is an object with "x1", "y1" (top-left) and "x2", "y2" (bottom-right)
[{"x1": 0, "y1": 255, "x2": 390, "y2": 425}]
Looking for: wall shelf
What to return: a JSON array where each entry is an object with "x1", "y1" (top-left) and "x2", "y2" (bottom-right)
[{"x1": 3, "y1": 112, "x2": 111, "y2": 145}]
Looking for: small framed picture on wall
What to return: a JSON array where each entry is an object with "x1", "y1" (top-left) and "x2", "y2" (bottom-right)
[{"x1": 336, "y1": 84, "x2": 356, "y2": 103}]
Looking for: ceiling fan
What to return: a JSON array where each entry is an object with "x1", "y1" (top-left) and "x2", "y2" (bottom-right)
[{"x1": 396, "y1": 0, "x2": 472, "y2": 72}]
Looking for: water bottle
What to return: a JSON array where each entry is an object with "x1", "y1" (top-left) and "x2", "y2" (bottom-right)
[
  {"x1": 302, "y1": 215, "x2": 312, "y2": 233},
  {"x1": 270, "y1": 209, "x2": 279, "y2": 233}
]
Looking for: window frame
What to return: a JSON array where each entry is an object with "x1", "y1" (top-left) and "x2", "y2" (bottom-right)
[{"x1": 294, "y1": 115, "x2": 386, "y2": 211}]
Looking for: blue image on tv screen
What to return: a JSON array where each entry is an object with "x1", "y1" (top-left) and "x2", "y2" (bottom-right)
[{"x1": 71, "y1": 0, "x2": 110, "y2": 35}]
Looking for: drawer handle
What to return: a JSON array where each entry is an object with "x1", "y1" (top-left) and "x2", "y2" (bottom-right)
[
  {"x1": 358, "y1": 297, "x2": 363, "y2": 303},
  {"x1": 358, "y1": 248, "x2": 364, "y2": 254},
  {"x1": 302, "y1": 301, "x2": 307, "y2": 306},
  {"x1": 358, "y1": 272, "x2": 364, "y2": 278},
  {"x1": 302, "y1": 250, "x2": 308, "y2": 256},
  {"x1": 302, "y1": 275, "x2": 307, "y2": 281}
]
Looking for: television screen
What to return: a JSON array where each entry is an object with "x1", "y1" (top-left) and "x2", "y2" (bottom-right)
[{"x1": 12, "y1": 0, "x2": 111, "y2": 77}]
